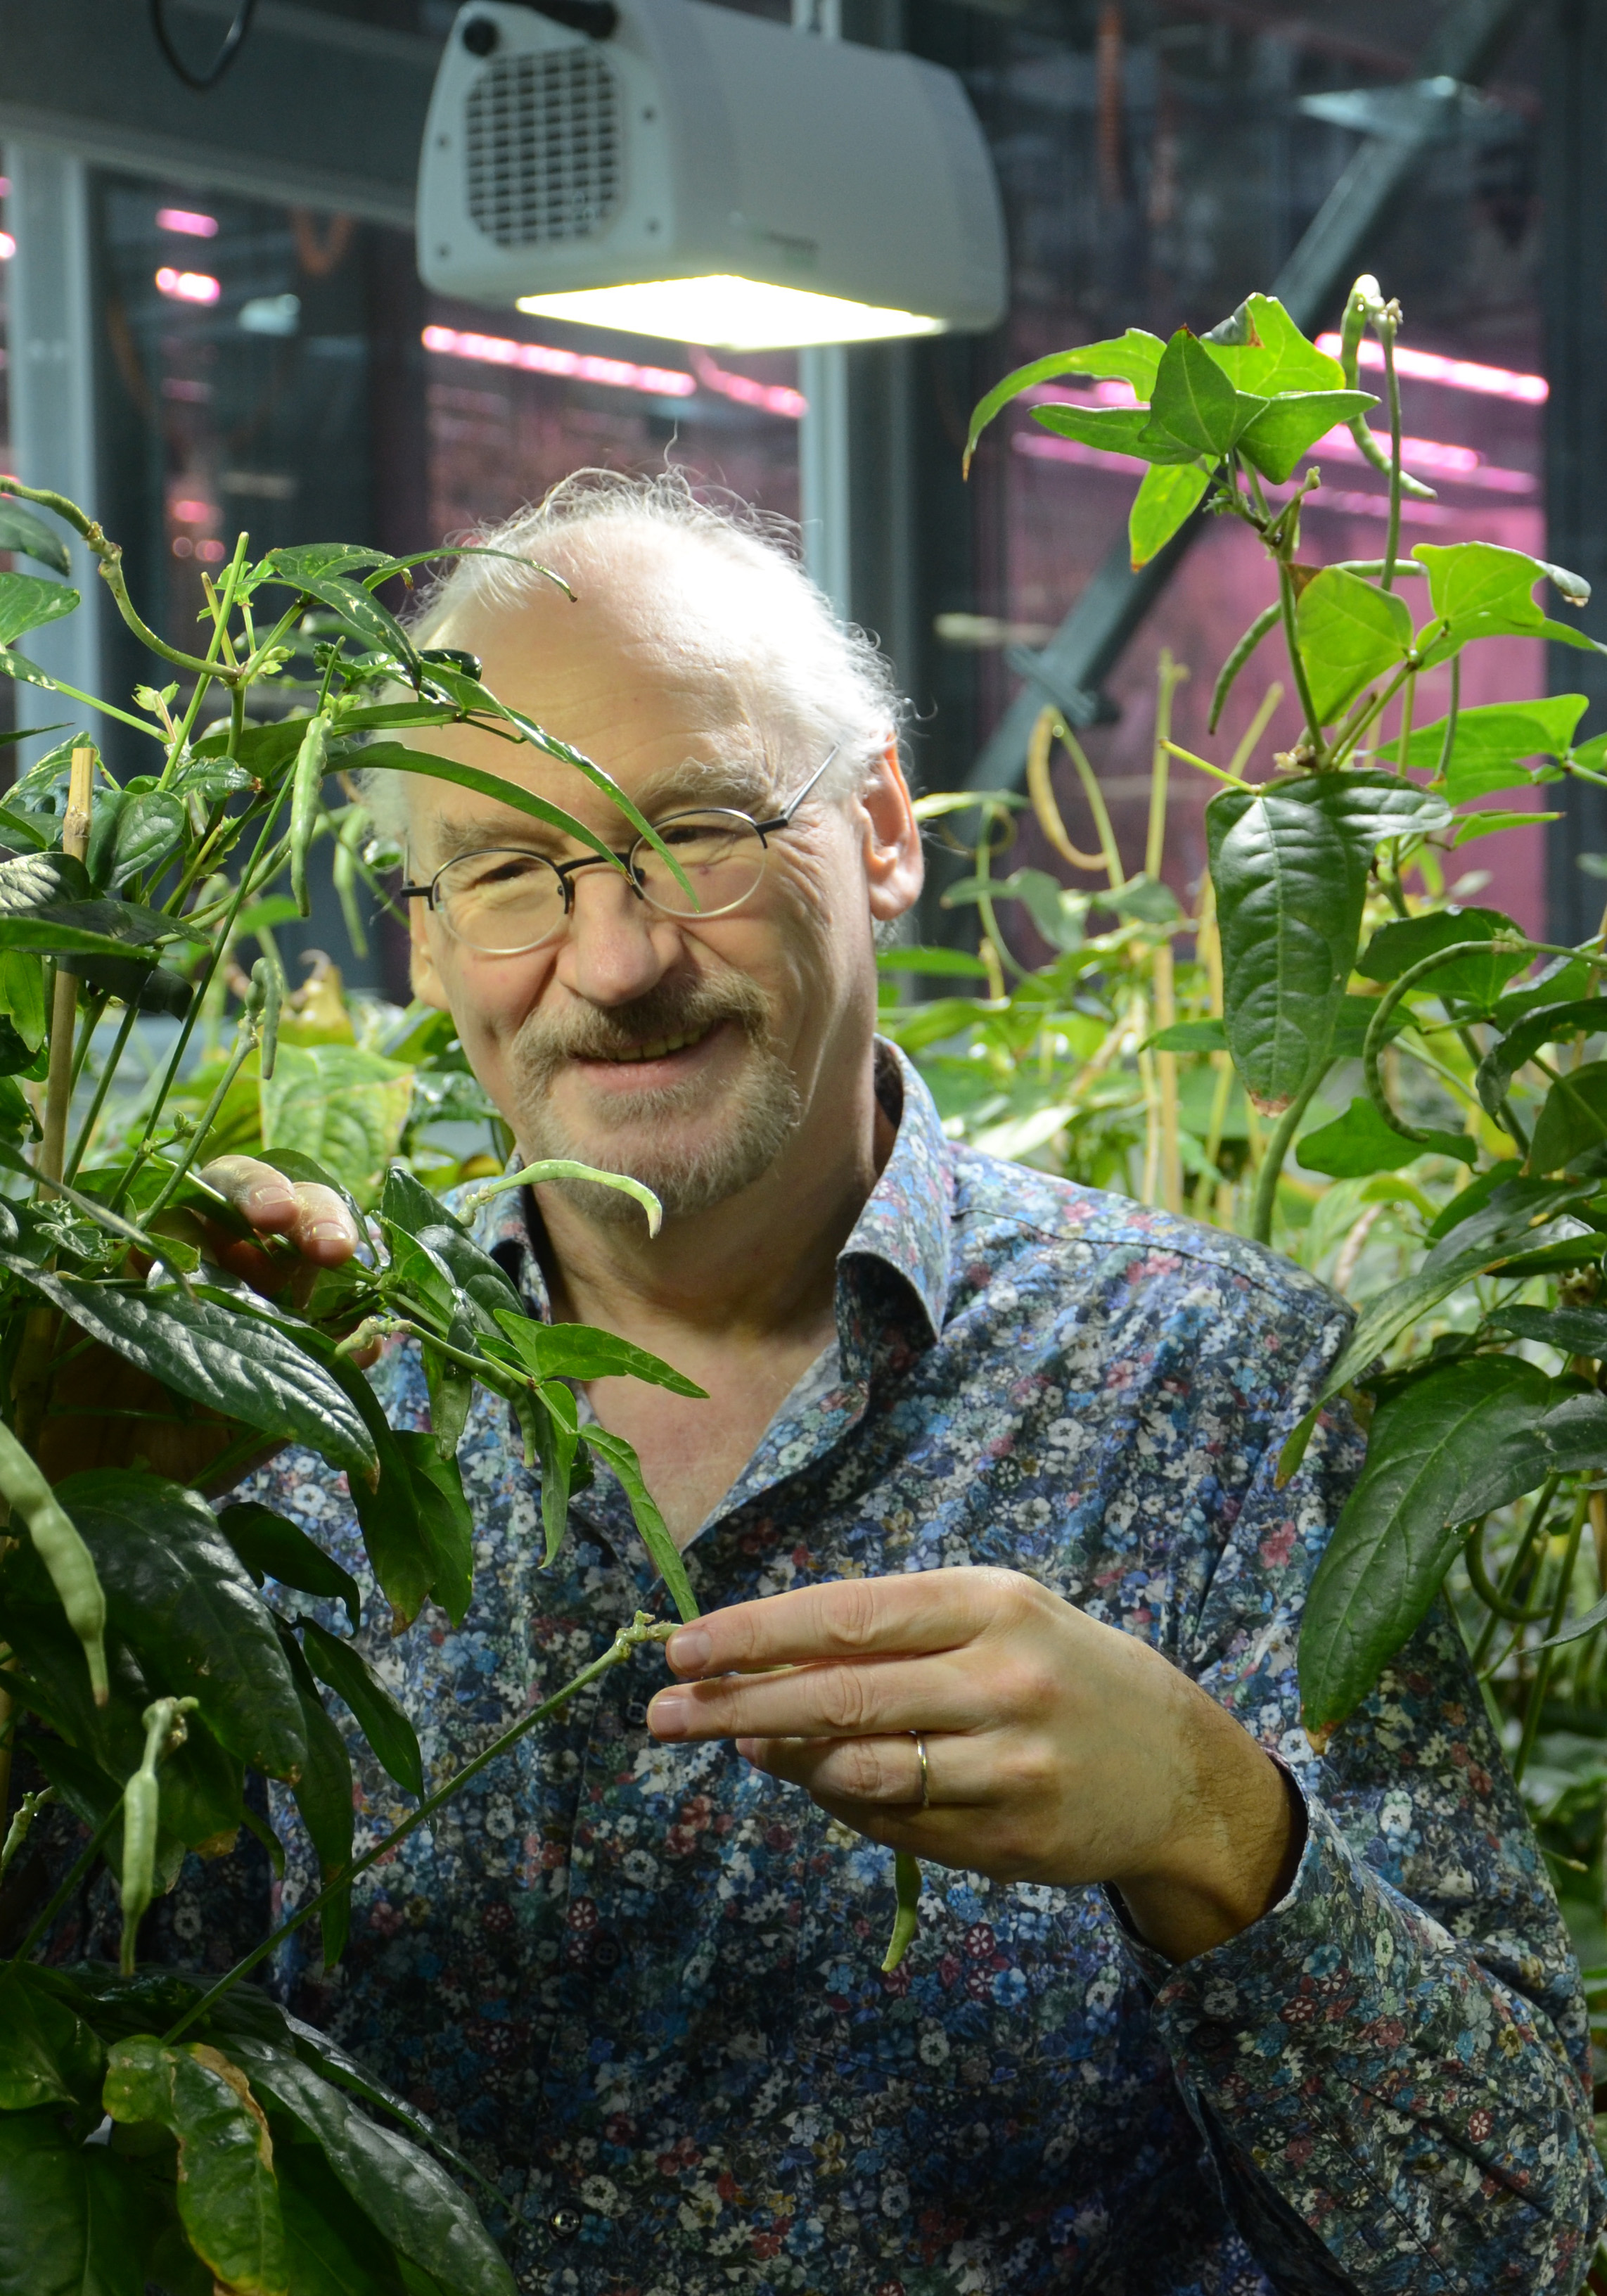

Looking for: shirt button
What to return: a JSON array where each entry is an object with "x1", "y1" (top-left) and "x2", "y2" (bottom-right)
[
  {"x1": 549, "y1": 2205, "x2": 583, "y2": 2241},
  {"x1": 1191, "y1": 2020, "x2": 1234, "y2": 2054}
]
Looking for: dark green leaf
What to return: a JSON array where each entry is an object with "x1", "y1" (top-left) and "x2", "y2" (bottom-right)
[
  {"x1": 0, "y1": 1965, "x2": 104, "y2": 2111},
  {"x1": 1300, "y1": 1356, "x2": 1607, "y2": 1728},
  {"x1": 1294, "y1": 568, "x2": 1413, "y2": 725},
  {"x1": 0, "y1": 645, "x2": 56, "y2": 691},
  {"x1": 277, "y1": 1628, "x2": 354, "y2": 1967},
  {"x1": 489, "y1": 1307, "x2": 704, "y2": 1396},
  {"x1": 0, "y1": 573, "x2": 79, "y2": 648},
  {"x1": 1128, "y1": 462, "x2": 1211, "y2": 569},
  {"x1": 1375, "y1": 694, "x2": 1586, "y2": 800},
  {"x1": 1206, "y1": 770, "x2": 1451, "y2": 1111},
  {"x1": 1236, "y1": 390, "x2": 1376, "y2": 484},
  {"x1": 582, "y1": 1424, "x2": 699, "y2": 1624},
  {"x1": 1297, "y1": 1095, "x2": 1474, "y2": 1177},
  {"x1": 876, "y1": 946, "x2": 992, "y2": 981},
  {"x1": 58, "y1": 1471, "x2": 306, "y2": 1780},
  {"x1": 963, "y1": 331, "x2": 1165, "y2": 468},
  {"x1": 67, "y1": 959, "x2": 193, "y2": 1018},
  {"x1": 104, "y1": 793, "x2": 187, "y2": 891},
  {"x1": 526, "y1": 1382, "x2": 580, "y2": 1568},
  {"x1": 104, "y1": 2038, "x2": 287, "y2": 2295},
  {"x1": 217, "y1": 1501, "x2": 361, "y2": 1634},
  {"x1": 392, "y1": 1435, "x2": 473, "y2": 1628},
  {"x1": 423, "y1": 1308, "x2": 476, "y2": 1460},
  {"x1": 277, "y1": 2143, "x2": 402, "y2": 2296},
  {"x1": 1357, "y1": 904, "x2": 1526, "y2": 1009},
  {"x1": 380, "y1": 1228, "x2": 458, "y2": 1324},
  {"x1": 1487, "y1": 1302, "x2": 1607, "y2": 1356},
  {"x1": 1475, "y1": 997, "x2": 1607, "y2": 1114},
  {"x1": 0, "y1": 851, "x2": 88, "y2": 914},
  {"x1": 23, "y1": 1273, "x2": 378, "y2": 1488},
  {"x1": 0, "y1": 2107, "x2": 146, "y2": 2296},
  {"x1": 1529, "y1": 1060, "x2": 1607, "y2": 1173},
  {"x1": 262, "y1": 554, "x2": 417, "y2": 671},
  {"x1": 225, "y1": 2041, "x2": 516, "y2": 2296},
  {"x1": 1138, "y1": 329, "x2": 1248, "y2": 458},
  {"x1": 321, "y1": 1356, "x2": 435, "y2": 1631},
  {"x1": 0, "y1": 502, "x2": 72, "y2": 577},
  {"x1": 298, "y1": 1614, "x2": 422, "y2": 1797},
  {"x1": 329, "y1": 743, "x2": 629, "y2": 876}
]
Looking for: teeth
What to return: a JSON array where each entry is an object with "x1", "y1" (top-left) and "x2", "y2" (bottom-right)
[{"x1": 606, "y1": 1028, "x2": 707, "y2": 1064}]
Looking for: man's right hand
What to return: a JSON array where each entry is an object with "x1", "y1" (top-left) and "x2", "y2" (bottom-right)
[{"x1": 32, "y1": 1154, "x2": 366, "y2": 1488}]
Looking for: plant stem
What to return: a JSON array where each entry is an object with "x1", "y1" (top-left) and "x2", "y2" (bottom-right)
[
  {"x1": 1378, "y1": 308, "x2": 1404, "y2": 592},
  {"x1": 37, "y1": 747, "x2": 95, "y2": 1186},
  {"x1": 142, "y1": 1019, "x2": 259, "y2": 1220},
  {"x1": 160, "y1": 1612, "x2": 679, "y2": 2045},
  {"x1": 1513, "y1": 1491, "x2": 1589, "y2": 1783},
  {"x1": 1249, "y1": 1060, "x2": 1329, "y2": 1245},
  {"x1": 1276, "y1": 560, "x2": 1324, "y2": 759},
  {"x1": 64, "y1": 1002, "x2": 141, "y2": 1184}
]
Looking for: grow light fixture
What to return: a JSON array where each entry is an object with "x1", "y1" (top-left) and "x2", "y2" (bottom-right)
[{"x1": 417, "y1": 0, "x2": 1005, "y2": 350}]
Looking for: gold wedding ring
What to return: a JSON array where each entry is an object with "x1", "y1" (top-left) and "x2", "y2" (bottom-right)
[{"x1": 912, "y1": 1730, "x2": 930, "y2": 1811}]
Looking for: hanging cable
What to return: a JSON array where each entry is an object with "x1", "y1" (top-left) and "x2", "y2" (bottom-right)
[{"x1": 150, "y1": 0, "x2": 259, "y2": 91}]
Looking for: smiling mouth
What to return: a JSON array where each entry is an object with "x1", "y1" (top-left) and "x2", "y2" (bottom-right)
[{"x1": 589, "y1": 1023, "x2": 716, "y2": 1066}]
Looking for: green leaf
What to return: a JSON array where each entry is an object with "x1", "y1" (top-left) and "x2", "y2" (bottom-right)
[
  {"x1": 21, "y1": 1273, "x2": 378, "y2": 1488},
  {"x1": 0, "y1": 645, "x2": 56, "y2": 691},
  {"x1": 0, "y1": 948, "x2": 47, "y2": 1052},
  {"x1": 1200, "y1": 294, "x2": 1346, "y2": 394},
  {"x1": 0, "y1": 1964, "x2": 105, "y2": 2111},
  {"x1": 1293, "y1": 568, "x2": 1413, "y2": 725},
  {"x1": 1030, "y1": 403, "x2": 1193, "y2": 462},
  {"x1": 316, "y1": 1356, "x2": 435, "y2": 1631},
  {"x1": 1297, "y1": 1095, "x2": 1474, "y2": 1177},
  {"x1": 1099, "y1": 873, "x2": 1180, "y2": 924},
  {"x1": 277, "y1": 2145, "x2": 403, "y2": 2296},
  {"x1": 1412, "y1": 540, "x2": 1607, "y2": 666},
  {"x1": 1235, "y1": 390, "x2": 1376, "y2": 485},
  {"x1": 297, "y1": 1614, "x2": 422, "y2": 1797},
  {"x1": 582, "y1": 1425, "x2": 699, "y2": 1624},
  {"x1": 1146, "y1": 1018, "x2": 1227, "y2": 1053},
  {"x1": 947, "y1": 865, "x2": 1087, "y2": 950},
  {"x1": 1375, "y1": 694, "x2": 1587, "y2": 799},
  {"x1": 1475, "y1": 997, "x2": 1607, "y2": 1115},
  {"x1": 876, "y1": 945, "x2": 991, "y2": 980},
  {"x1": 392, "y1": 1434, "x2": 473, "y2": 1630},
  {"x1": 262, "y1": 1045, "x2": 415, "y2": 1211},
  {"x1": 423, "y1": 1308, "x2": 477, "y2": 1460},
  {"x1": 329, "y1": 742, "x2": 636, "y2": 879},
  {"x1": 963, "y1": 331, "x2": 1165, "y2": 468},
  {"x1": 490, "y1": 1307, "x2": 704, "y2": 1396},
  {"x1": 103, "y1": 792, "x2": 188, "y2": 891},
  {"x1": 527, "y1": 1383, "x2": 580, "y2": 1568},
  {"x1": 57, "y1": 1471, "x2": 307, "y2": 1781},
  {"x1": 217, "y1": 1500, "x2": 361, "y2": 1635},
  {"x1": 0, "y1": 501, "x2": 72, "y2": 577},
  {"x1": 1138, "y1": 329, "x2": 1250, "y2": 459},
  {"x1": 0, "y1": 573, "x2": 79, "y2": 648},
  {"x1": 224, "y1": 2040, "x2": 516, "y2": 2296},
  {"x1": 1529, "y1": 1059, "x2": 1607, "y2": 1173},
  {"x1": 1356, "y1": 904, "x2": 1527, "y2": 1009},
  {"x1": 0, "y1": 2107, "x2": 146, "y2": 2296},
  {"x1": 276, "y1": 1628, "x2": 354, "y2": 1967},
  {"x1": 1487, "y1": 1303, "x2": 1607, "y2": 1356},
  {"x1": 1329, "y1": 993, "x2": 1410, "y2": 1059},
  {"x1": 260, "y1": 553, "x2": 416, "y2": 671},
  {"x1": 1300, "y1": 1358, "x2": 1607, "y2": 1729},
  {"x1": 1205, "y1": 770, "x2": 1450, "y2": 1112},
  {"x1": 1277, "y1": 1194, "x2": 1602, "y2": 1481},
  {"x1": 1453, "y1": 808, "x2": 1561, "y2": 847},
  {"x1": 103, "y1": 2036, "x2": 288, "y2": 2296}
]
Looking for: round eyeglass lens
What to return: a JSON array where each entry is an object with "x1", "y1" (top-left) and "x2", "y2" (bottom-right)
[
  {"x1": 632, "y1": 811, "x2": 767, "y2": 919},
  {"x1": 434, "y1": 848, "x2": 567, "y2": 954}
]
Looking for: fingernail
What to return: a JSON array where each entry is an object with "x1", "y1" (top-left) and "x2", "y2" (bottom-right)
[
  {"x1": 667, "y1": 1625, "x2": 712, "y2": 1675},
  {"x1": 648, "y1": 1690, "x2": 691, "y2": 1740},
  {"x1": 245, "y1": 1188, "x2": 286, "y2": 1216},
  {"x1": 309, "y1": 1219, "x2": 350, "y2": 1242}
]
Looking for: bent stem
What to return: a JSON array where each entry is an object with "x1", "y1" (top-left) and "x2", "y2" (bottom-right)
[{"x1": 1249, "y1": 1061, "x2": 1329, "y2": 1246}]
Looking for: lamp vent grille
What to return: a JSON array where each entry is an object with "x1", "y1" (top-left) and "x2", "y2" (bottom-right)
[{"x1": 465, "y1": 48, "x2": 622, "y2": 248}]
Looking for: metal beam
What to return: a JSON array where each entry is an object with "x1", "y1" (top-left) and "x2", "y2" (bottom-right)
[{"x1": 965, "y1": 0, "x2": 1534, "y2": 792}]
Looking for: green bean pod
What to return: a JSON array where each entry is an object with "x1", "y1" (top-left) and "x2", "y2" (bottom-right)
[
  {"x1": 119, "y1": 1696, "x2": 196, "y2": 1975},
  {"x1": 0, "y1": 1418, "x2": 107, "y2": 1704},
  {"x1": 249, "y1": 953, "x2": 282, "y2": 1080},
  {"x1": 881, "y1": 1849, "x2": 922, "y2": 1974},
  {"x1": 288, "y1": 710, "x2": 331, "y2": 918}
]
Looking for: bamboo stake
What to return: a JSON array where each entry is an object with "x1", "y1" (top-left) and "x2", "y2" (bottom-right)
[{"x1": 1148, "y1": 656, "x2": 1186, "y2": 1215}]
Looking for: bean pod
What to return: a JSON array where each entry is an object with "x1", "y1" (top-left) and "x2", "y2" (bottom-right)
[
  {"x1": 0, "y1": 1418, "x2": 107, "y2": 1704},
  {"x1": 288, "y1": 710, "x2": 331, "y2": 918},
  {"x1": 119, "y1": 1695, "x2": 196, "y2": 1975}
]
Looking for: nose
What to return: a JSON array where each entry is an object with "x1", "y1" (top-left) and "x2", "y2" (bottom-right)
[{"x1": 552, "y1": 857, "x2": 683, "y2": 1005}]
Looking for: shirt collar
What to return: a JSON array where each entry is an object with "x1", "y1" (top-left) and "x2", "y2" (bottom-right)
[{"x1": 465, "y1": 1035, "x2": 954, "y2": 1353}]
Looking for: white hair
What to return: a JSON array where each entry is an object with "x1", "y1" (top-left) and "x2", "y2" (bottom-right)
[{"x1": 359, "y1": 467, "x2": 904, "y2": 842}]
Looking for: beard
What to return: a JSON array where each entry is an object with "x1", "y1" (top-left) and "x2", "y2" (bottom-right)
[{"x1": 506, "y1": 974, "x2": 803, "y2": 1226}]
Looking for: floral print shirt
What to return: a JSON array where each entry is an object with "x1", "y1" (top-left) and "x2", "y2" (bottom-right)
[{"x1": 220, "y1": 1045, "x2": 1601, "y2": 2295}]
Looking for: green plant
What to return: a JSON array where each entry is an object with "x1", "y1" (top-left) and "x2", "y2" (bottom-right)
[
  {"x1": 0, "y1": 479, "x2": 717, "y2": 2294},
  {"x1": 945, "y1": 276, "x2": 1607, "y2": 1984}
]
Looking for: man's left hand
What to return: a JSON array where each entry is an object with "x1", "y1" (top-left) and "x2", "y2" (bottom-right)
[{"x1": 647, "y1": 1568, "x2": 1301, "y2": 1963}]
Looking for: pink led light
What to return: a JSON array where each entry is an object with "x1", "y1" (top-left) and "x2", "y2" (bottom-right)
[
  {"x1": 1314, "y1": 333, "x2": 1547, "y2": 404},
  {"x1": 0, "y1": 233, "x2": 13, "y2": 263},
  {"x1": 1013, "y1": 431, "x2": 1155, "y2": 479},
  {"x1": 171, "y1": 498, "x2": 219, "y2": 525},
  {"x1": 689, "y1": 347, "x2": 805, "y2": 420},
  {"x1": 1312, "y1": 426, "x2": 1535, "y2": 492},
  {"x1": 158, "y1": 207, "x2": 219, "y2": 240},
  {"x1": 155, "y1": 267, "x2": 221, "y2": 306},
  {"x1": 422, "y1": 324, "x2": 695, "y2": 400}
]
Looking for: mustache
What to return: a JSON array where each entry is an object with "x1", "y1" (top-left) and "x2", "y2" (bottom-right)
[{"x1": 511, "y1": 975, "x2": 772, "y2": 1085}]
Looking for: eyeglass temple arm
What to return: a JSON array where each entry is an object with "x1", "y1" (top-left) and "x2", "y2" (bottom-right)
[{"x1": 756, "y1": 745, "x2": 841, "y2": 836}]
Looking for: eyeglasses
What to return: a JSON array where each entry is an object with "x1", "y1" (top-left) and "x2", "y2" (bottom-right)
[{"x1": 399, "y1": 748, "x2": 839, "y2": 957}]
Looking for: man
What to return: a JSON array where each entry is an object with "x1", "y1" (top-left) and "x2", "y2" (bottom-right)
[{"x1": 200, "y1": 472, "x2": 1600, "y2": 2294}]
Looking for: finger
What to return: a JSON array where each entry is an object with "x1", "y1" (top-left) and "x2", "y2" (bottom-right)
[
  {"x1": 200, "y1": 1154, "x2": 301, "y2": 1234},
  {"x1": 283, "y1": 1182, "x2": 361, "y2": 1265},
  {"x1": 663, "y1": 1566, "x2": 1039, "y2": 1680},
  {"x1": 648, "y1": 1650, "x2": 989, "y2": 1745},
  {"x1": 737, "y1": 1730, "x2": 1006, "y2": 1811}
]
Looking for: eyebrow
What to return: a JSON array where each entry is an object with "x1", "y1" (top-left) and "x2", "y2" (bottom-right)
[{"x1": 425, "y1": 756, "x2": 780, "y2": 865}]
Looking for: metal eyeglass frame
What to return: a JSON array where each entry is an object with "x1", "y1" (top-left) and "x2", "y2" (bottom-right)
[{"x1": 399, "y1": 745, "x2": 840, "y2": 952}]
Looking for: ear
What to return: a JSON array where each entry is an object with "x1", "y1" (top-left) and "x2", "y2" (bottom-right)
[
  {"x1": 859, "y1": 738, "x2": 923, "y2": 923},
  {"x1": 407, "y1": 896, "x2": 452, "y2": 1010}
]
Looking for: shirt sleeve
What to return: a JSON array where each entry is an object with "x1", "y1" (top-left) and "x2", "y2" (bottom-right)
[{"x1": 1130, "y1": 1303, "x2": 1607, "y2": 2296}]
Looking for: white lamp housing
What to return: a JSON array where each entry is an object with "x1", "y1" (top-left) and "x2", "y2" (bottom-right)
[{"x1": 416, "y1": 0, "x2": 1007, "y2": 350}]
